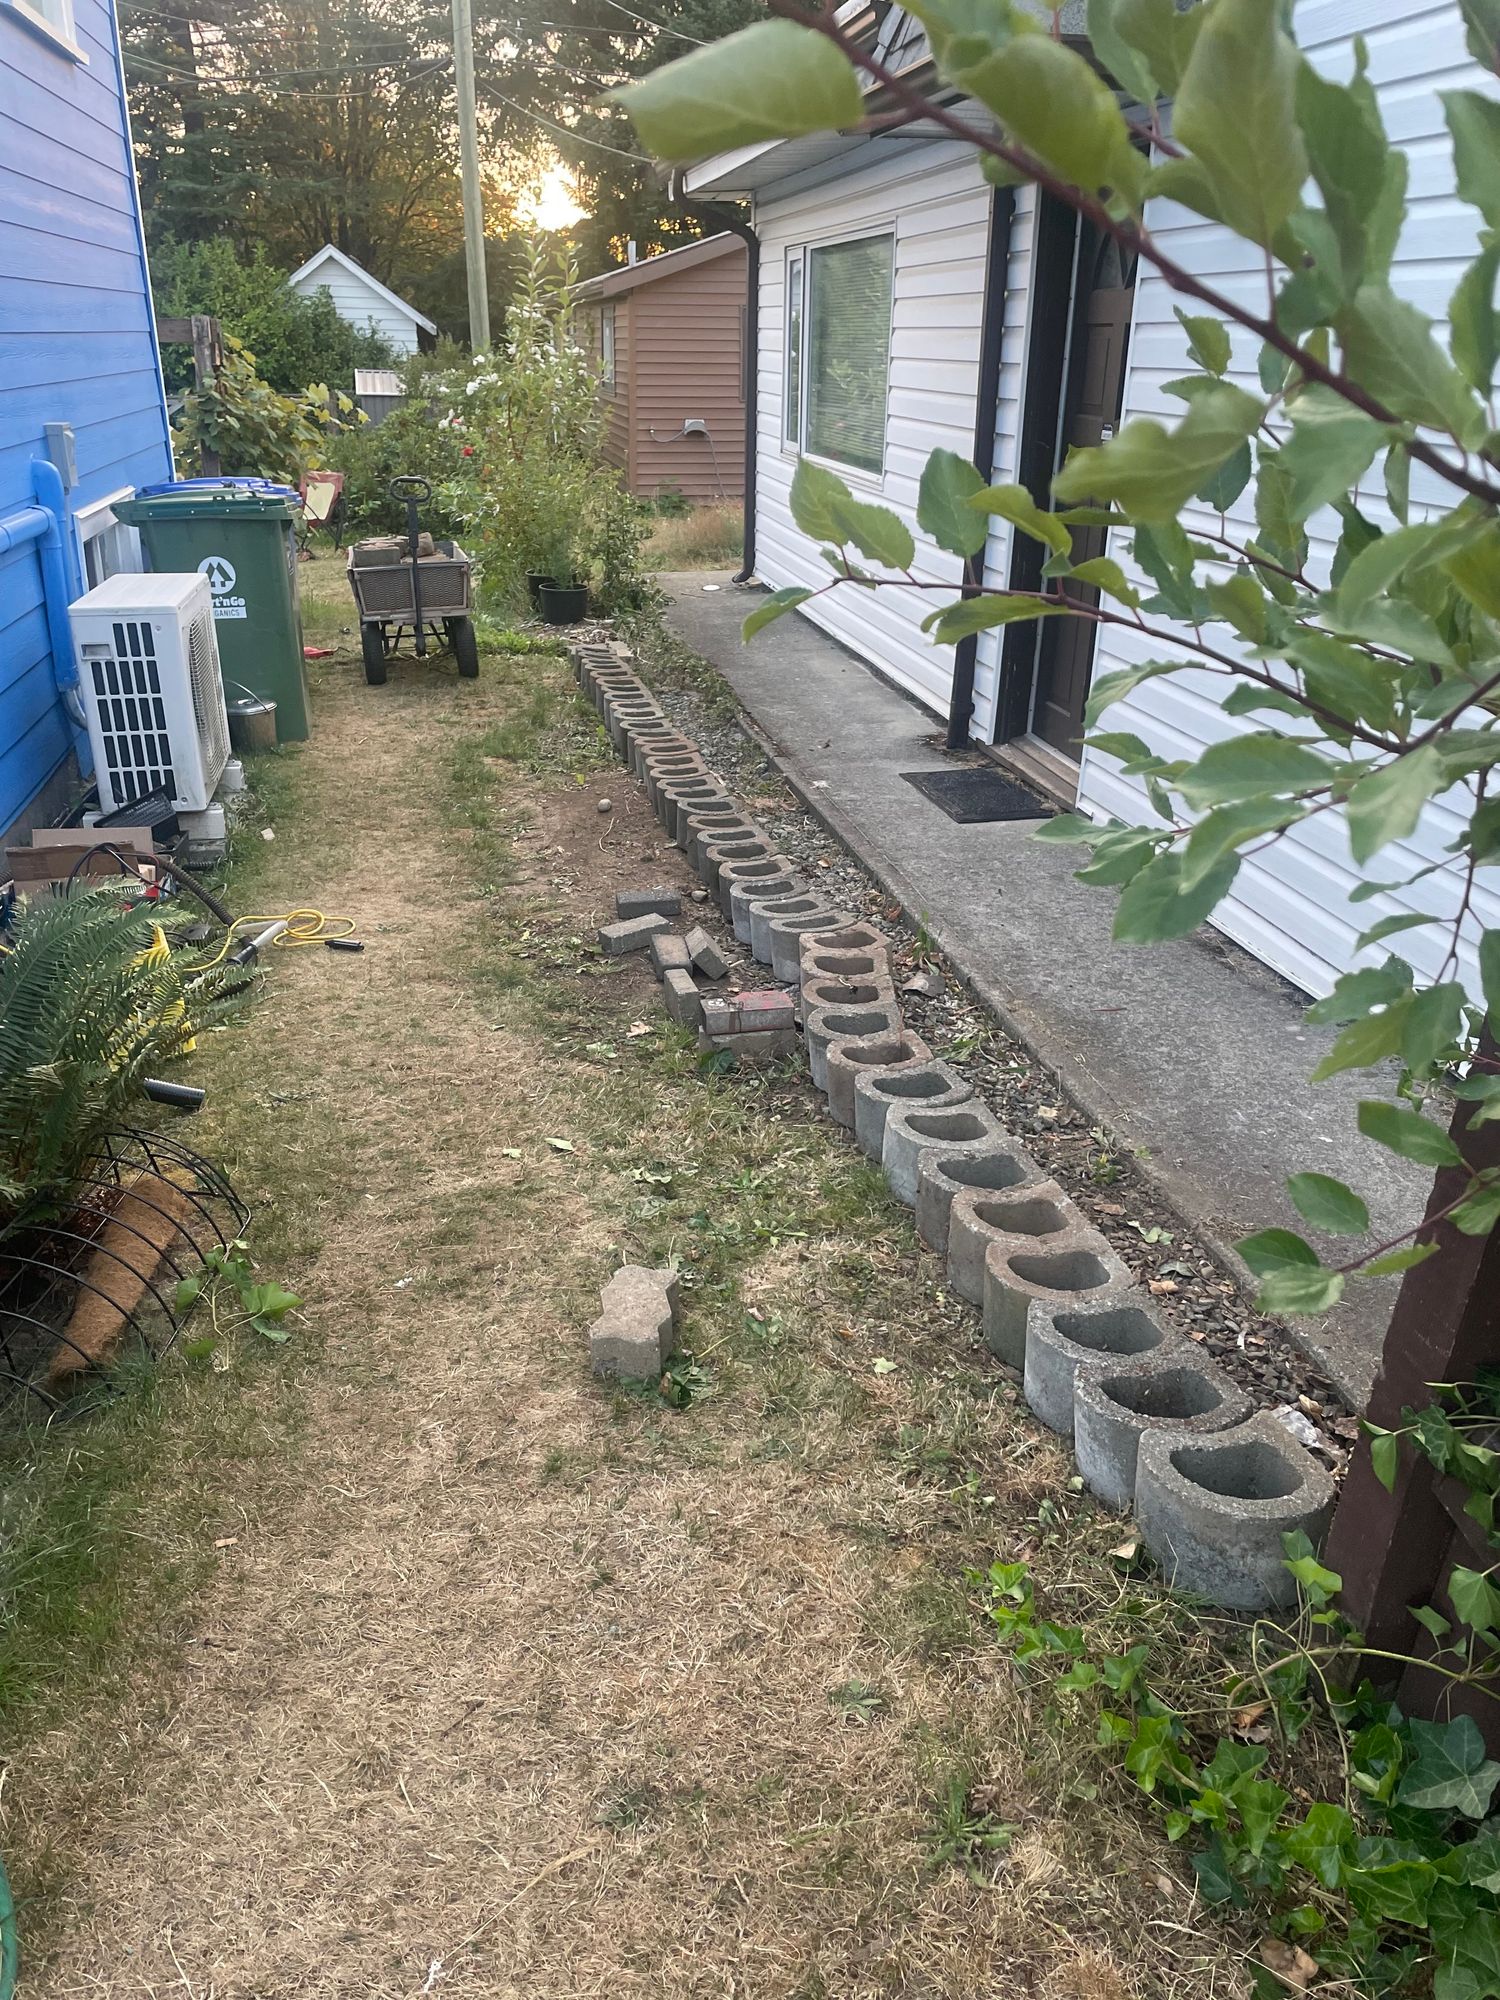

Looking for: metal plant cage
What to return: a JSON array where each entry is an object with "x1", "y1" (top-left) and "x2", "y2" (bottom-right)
[{"x1": 0, "y1": 1129, "x2": 249, "y2": 1421}]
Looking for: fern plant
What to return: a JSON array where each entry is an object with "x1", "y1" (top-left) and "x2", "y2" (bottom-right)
[{"x1": 0, "y1": 891, "x2": 242, "y2": 1224}]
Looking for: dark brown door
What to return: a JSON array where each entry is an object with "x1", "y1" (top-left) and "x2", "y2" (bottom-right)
[{"x1": 1031, "y1": 233, "x2": 1136, "y2": 758}]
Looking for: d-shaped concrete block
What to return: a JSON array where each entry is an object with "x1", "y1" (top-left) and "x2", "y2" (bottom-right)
[
  {"x1": 1020, "y1": 1294, "x2": 1176, "y2": 1433},
  {"x1": 1073, "y1": 1351, "x2": 1253, "y2": 1512},
  {"x1": 724, "y1": 861, "x2": 803, "y2": 932},
  {"x1": 825, "y1": 1031, "x2": 932, "y2": 1129},
  {"x1": 805, "y1": 1002, "x2": 905, "y2": 1092},
  {"x1": 983, "y1": 1238, "x2": 1134, "y2": 1372},
  {"x1": 880, "y1": 1100, "x2": 1003, "y2": 1207},
  {"x1": 1134, "y1": 1414, "x2": 1337, "y2": 1611},
  {"x1": 749, "y1": 892, "x2": 832, "y2": 966},
  {"x1": 769, "y1": 907, "x2": 856, "y2": 985},
  {"x1": 853, "y1": 1060, "x2": 973, "y2": 1164},
  {"x1": 915, "y1": 1138, "x2": 1048, "y2": 1258},
  {"x1": 947, "y1": 1180, "x2": 1080, "y2": 1306}
]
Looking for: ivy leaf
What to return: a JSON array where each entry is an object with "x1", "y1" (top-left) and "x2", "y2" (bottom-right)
[
  {"x1": 1450, "y1": 1566, "x2": 1500, "y2": 1638},
  {"x1": 1174, "y1": 305, "x2": 1231, "y2": 376},
  {"x1": 1283, "y1": 1801, "x2": 1356, "y2": 1888},
  {"x1": 743, "y1": 587, "x2": 812, "y2": 641},
  {"x1": 1112, "y1": 850, "x2": 1240, "y2": 944},
  {"x1": 1173, "y1": 0, "x2": 1306, "y2": 249},
  {"x1": 1450, "y1": 241, "x2": 1500, "y2": 398},
  {"x1": 1175, "y1": 732, "x2": 1336, "y2": 808},
  {"x1": 1053, "y1": 383, "x2": 1264, "y2": 523},
  {"x1": 1397, "y1": 1717, "x2": 1500, "y2": 1817},
  {"x1": 1439, "y1": 1910, "x2": 1500, "y2": 2000},
  {"x1": 1336, "y1": 284, "x2": 1486, "y2": 446},
  {"x1": 970, "y1": 480, "x2": 1073, "y2": 555},
  {"x1": 1444, "y1": 91, "x2": 1500, "y2": 233},
  {"x1": 611, "y1": 21, "x2": 864, "y2": 159},
  {"x1": 1344, "y1": 744, "x2": 1446, "y2": 865},
  {"x1": 1286, "y1": 1172, "x2": 1370, "y2": 1237},
  {"x1": 917, "y1": 449, "x2": 989, "y2": 560},
  {"x1": 1357, "y1": 1099, "x2": 1462, "y2": 1169}
]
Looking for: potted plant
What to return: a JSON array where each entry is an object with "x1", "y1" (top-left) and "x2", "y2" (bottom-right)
[{"x1": 537, "y1": 527, "x2": 588, "y2": 625}]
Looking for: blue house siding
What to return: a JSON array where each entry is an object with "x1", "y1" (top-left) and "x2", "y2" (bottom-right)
[{"x1": 0, "y1": 0, "x2": 172, "y2": 833}]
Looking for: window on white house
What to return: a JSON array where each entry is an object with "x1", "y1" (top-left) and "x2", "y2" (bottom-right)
[
  {"x1": 784, "y1": 255, "x2": 803, "y2": 445},
  {"x1": 804, "y1": 233, "x2": 893, "y2": 476},
  {"x1": 600, "y1": 303, "x2": 616, "y2": 392},
  {"x1": 76, "y1": 494, "x2": 142, "y2": 591}
]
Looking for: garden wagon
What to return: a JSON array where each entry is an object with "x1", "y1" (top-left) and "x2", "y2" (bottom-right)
[{"x1": 345, "y1": 476, "x2": 479, "y2": 684}]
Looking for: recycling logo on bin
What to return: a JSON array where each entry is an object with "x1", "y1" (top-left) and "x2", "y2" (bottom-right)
[{"x1": 198, "y1": 554, "x2": 248, "y2": 620}]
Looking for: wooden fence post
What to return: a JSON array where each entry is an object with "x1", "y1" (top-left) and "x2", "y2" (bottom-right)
[{"x1": 1327, "y1": 1030, "x2": 1500, "y2": 1712}]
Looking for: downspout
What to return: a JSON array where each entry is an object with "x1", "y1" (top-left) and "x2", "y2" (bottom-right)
[
  {"x1": 2, "y1": 460, "x2": 85, "y2": 727},
  {"x1": 669, "y1": 171, "x2": 759, "y2": 585},
  {"x1": 946, "y1": 184, "x2": 1015, "y2": 750}
]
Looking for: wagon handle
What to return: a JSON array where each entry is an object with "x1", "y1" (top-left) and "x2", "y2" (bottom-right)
[{"x1": 390, "y1": 476, "x2": 430, "y2": 656}]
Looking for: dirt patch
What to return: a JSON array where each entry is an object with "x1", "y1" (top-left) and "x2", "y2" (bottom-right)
[{"x1": 11, "y1": 616, "x2": 1256, "y2": 1999}]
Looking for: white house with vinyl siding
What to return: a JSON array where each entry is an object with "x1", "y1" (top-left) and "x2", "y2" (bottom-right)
[
  {"x1": 684, "y1": 0, "x2": 1499, "y2": 1007},
  {"x1": 286, "y1": 244, "x2": 437, "y2": 357}
]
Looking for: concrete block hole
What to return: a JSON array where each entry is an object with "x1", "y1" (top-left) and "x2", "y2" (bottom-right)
[{"x1": 1170, "y1": 1436, "x2": 1303, "y2": 1502}]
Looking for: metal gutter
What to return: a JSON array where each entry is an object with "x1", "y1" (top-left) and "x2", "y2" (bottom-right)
[{"x1": 946, "y1": 183, "x2": 1014, "y2": 750}]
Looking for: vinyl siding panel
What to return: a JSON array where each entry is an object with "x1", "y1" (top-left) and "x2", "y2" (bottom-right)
[
  {"x1": 1074, "y1": 0, "x2": 1496, "y2": 1002},
  {"x1": 628, "y1": 245, "x2": 747, "y2": 501},
  {"x1": 287, "y1": 266, "x2": 421, "y2": 354},
  {"x1": 753, "y1": 137, "x2": 991, "y2": 713},
  {"x1": 0, "y1": 0, "x2": 173, "y2": 833}
]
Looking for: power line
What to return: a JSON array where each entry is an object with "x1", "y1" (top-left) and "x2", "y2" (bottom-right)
[
  {"x1": 479, "y1": 80, "x2": 647, "y2": 159},
  {"x1": 596, "y1": 0, "x2": 711, "y2": 44},
  {"x1": 124, "y1": 47, "x2": 453, "y2": 94}
]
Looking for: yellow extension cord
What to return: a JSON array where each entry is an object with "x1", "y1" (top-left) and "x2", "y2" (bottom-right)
[{"x1": 194, "y1": 908, "x2": 359, "y2": 970}]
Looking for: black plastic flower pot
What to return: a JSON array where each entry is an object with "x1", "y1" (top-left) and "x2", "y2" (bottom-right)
[
  {"x1": 539, "y1": 582, "x2": 589, "y2": 625},
  {"x1": 525, "y1": 570, "x2": 554, "y2": 607}
]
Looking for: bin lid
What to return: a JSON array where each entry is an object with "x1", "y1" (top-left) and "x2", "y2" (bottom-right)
[{"x1": 119, "y1": 478, "x2": 303, "y2": 520}]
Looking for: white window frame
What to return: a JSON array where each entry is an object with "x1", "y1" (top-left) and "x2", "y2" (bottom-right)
[
  {"x1": 5, "y1": 0, "x2": 87, "y2": 59},
  {"x1": 75, "y1": 490, "x2": 142, "y2": 591},
  {"x1": 783, "y1": 253, "x2": 803, "y2": 448},
  {"x1": 780, "y1": 225, "x2": 895, "y2": 487},
  {"x1": 600, "y1": 302, "x2": 616, "y2": 394}
]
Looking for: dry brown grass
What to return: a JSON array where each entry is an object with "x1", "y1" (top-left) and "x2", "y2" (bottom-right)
[
  {"x1": 8, "y1": 600, "x2": 1256, "y2": 1998},
  {"x1": 643, "y1": 503, "x2": 744, "y2": 572}
]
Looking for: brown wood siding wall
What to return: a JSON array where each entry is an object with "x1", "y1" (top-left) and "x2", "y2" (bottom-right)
[
  {"x1": 626, "y1": 246, "x2": 747, "y2": 502},
  {"x1": 579, "y1": 302, "x2": 630, "y2": 472}
]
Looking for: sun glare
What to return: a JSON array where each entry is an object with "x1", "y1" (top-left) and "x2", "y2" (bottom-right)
[{"x1": 524, "y1": 161, "x2": 588, "y2": 232}]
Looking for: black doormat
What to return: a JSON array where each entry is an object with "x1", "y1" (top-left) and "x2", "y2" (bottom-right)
[{"x1": 900, "y1": 766, "x2": 1053, "y2": 824}]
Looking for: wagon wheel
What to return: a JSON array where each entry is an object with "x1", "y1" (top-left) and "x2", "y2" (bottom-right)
[
  {"x1": 362, "y1": 622, "x2": 388, "y2": 686},
  {"x1": 447, "y1": 617, "x2": 480, "y2": 679}
]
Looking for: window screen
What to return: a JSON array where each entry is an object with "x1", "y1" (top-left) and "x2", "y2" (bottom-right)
[
  {"x1": 805, "y1": 234, "x2": 893, "y2": 475},
  {"x1": 785, "y1": 255, "x2": 803, "y2": 444}
]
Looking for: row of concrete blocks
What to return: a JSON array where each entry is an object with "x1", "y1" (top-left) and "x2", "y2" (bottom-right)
[{"x1": 572, "y1": 642, "x2": 1335, "y2": 1612}]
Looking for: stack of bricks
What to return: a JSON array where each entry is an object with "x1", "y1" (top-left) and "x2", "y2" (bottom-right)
[{"x1": 570, "y1": 637, "x2": 1336, "y2": 1611}]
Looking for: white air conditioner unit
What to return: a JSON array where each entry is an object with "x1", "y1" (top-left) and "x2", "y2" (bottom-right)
[{"x1": 69, "y1": 573, "x2": 230, "y2": 814}]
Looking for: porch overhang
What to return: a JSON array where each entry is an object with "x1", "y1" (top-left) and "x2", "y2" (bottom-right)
[{"x1": 680, "y1": 97, "x2": 1001, "y2": 198}]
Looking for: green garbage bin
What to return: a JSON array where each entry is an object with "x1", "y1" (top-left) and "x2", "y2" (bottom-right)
[{"x1": 114, "y1": 479, "x2": 311, "y2": 741}]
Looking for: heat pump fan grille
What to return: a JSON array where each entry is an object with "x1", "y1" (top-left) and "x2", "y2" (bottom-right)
[
  {"x1": 89, "y1": 621, "x2": 177, "y2": 807},
  {"x1": 186, "y1": 606, "x2": 230, "y2": 779}
]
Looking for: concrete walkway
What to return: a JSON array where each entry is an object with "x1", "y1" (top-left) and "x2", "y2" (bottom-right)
[{"x1": 663, "y1": 572, "x2": 1431, "y2": 1407}]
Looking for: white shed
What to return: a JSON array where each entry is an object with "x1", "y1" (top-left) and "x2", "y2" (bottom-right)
[{"x1": 286, "y1": 244, "x2": 437, "y2": 357}]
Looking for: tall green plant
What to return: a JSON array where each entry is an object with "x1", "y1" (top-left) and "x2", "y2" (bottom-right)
[
  {"x1": 172, "y1": 335, "x2": 361, "y2": 485},
  {"x1": 0, "y1": 893, "x2": 242, "y2": 1225},
  {"x1": 614, "y1": 0, "x2": 1500, "y2": 1315}
]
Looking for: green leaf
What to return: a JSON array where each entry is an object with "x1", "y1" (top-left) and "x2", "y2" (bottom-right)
[
  {"x1": 1068, "y1": 557, "x2": 1140, "y2": 608},
  {"x1": 1206, "y1": 574, "x2": 1271, "y2": 645},
  {"x1": 956, "y1": 33, "x2": 1144, "y2": 201},
  {"x1": 971, "y1": 480, "x2": 1072, "y2": 555},
  {"x1": 1397, "y1": 1717, "x2": 1500, "y2": 1817},
  {"x1": 1112, "y1": 850, "x2": 1239, "y2": 944},
  {"x1": 1295, "y1": 59, "x2": 1389, "y2": 289},
  {"x1": 1239, "y1": 1226, "x2": 1319, "y2": 1276},
  {"x1": 1336, "y1": 284, "x2": 1486, "y2": 445},
  {"x1": 1174, "y1": 306, "x2": 1231, "y2": 377},
  {"x1": 1173, "y1": 0, "x2": 1307, "y2": 248},
  {"x1": 1461, "y1": 0, "x2": 1500, "y2": 72},
  {"x1": 1257, "y1": 1263, "x2": 1345, "y2": 1314},
  {"x1": 1086, "y1": 0, "x2": 1158, "y2": 101},
  {"x1": 830, "y1": 494, "x2": 916, "y2": 572},
  {"x1": 1031, "y1": 812, "x2": 1098, "y2": 844},
  {"x1": 1180, "y1": 798, "x2": 1302, "y2": 890},
  {"x1": 1481, "y1": 928, "x2": 1500, "y2": 1020},
  {"x1": 1438, "y1": 1910, "x2": 1500, "y2": 2000},
  {"x1": 1309, "y1": 992, "x2": 1414, "y2": 1081},
  {"x1": 1175, "y1": 732, "x2": 1337, "y2": 809},
  {"x1": 1344, "y1": 744, "x2": 1446, "y2": 865},
  {"x1": 1195, "y1": 438, "x2": 1253, "y2": 513},
  {"x1": 1450, "y1": 240, "x2": 1500, "y2": 397},
  {"x1": 1283, "y1": 1801, "x2": 1355, "y2": 1888},
  {"x1": 1288, "y1": 632, "x2": 1397, "y2": 734},
  {"x1": 922, "y1": 594, "x2": 1066, "y2": 644},
  {"x1": 1445, "y1": 91, "x2": 1500, "y2": 232},
  {"x1": 790, "y1": 457, "x2": 854, "y2": 544},
  {"x1": 1088, "y1": 660, "x2": 1184, "y2": 724},
  {"x1": 1355, "y1": 912, "x2": 1439, "y2": 950},
  {"x1": 1253, "y1": 449, "x2": 1308, "y2": 573},
  {"x1": 1306, "y1": 957, "x2": 1413, "y2": 1026},
  {"x1": 612, "y1": 21, "x2": 864, "y2": 159},
  {"x1": 1277, "y1": 401, "x2": 1386, "y2": 520},
  {"x1": 1451, "y1": 1565, "x2": 1500, "y2": 1637},
  {"x1": 1114, "y1": 0, "x2": 1202, "y2": 93},
  {"x1": 1287, "y1": 1172, "x2": 1370, "y2": 1237},
  {"x1": 743, "y1": 587, "x2": 812, "y2": 641},
  {"x1": 1453, "y1": 1179, "x2": 1500, "y2": 1236},
  {"x1": 917, "y1": 449, "x2": 989, "y2": 560},
  {"x1": 1335, "y1": 519, "x2": 1444, "y2": 617},
  {"x1": 1402, "y1": 981, "x2": 1468, "y2": 1072},
  {"x1": 1370, "y1": 1429, "x2": 1401, "y2": 1491},
  {"x1": 1363, "y1": 1242, "x2": 1438, "y2": 1277},
  {"x1": 1053, "y1": 383, "x2": 1264, "y2": 523},
  {"x1": 1444, "y1": 527, "x2": 1500, "y2": 622},
  {"x1": 1357, "y1": 1099, "x2": 1463, "y2": 1168}
]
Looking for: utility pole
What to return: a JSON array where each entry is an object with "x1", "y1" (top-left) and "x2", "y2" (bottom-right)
[{"x1": 451, "y1": 0, "x2": 490, "y2": 353}]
